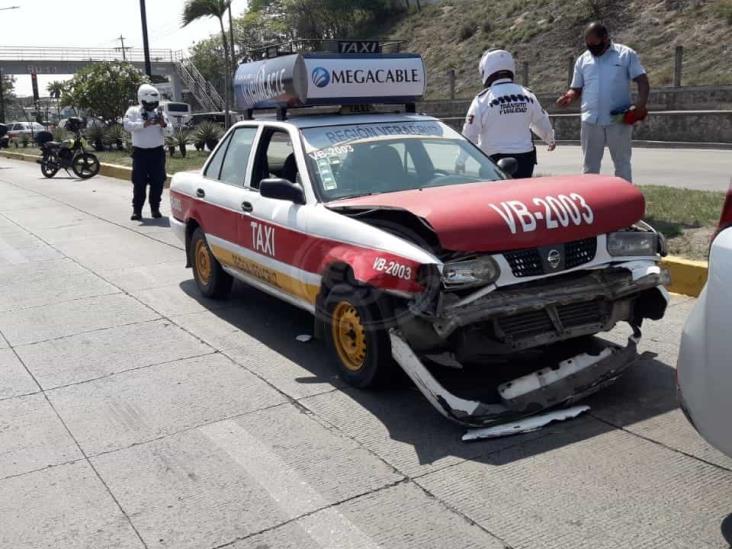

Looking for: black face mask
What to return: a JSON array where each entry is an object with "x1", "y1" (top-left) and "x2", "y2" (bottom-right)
[{"x1": 587, "y1": 41, "x2": 608, "y2": 57}]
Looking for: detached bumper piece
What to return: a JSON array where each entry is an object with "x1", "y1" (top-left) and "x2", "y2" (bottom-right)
[
  {"x1": 462, "y1": 405, "x2": 591, "y2": 442},
  {"x1": 389, "y1": 325, "x2": 647, "y2": 428}
]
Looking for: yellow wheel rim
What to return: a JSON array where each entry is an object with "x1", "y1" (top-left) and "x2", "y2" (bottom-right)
[
  {"x1": 194, "y1": 239, "x2": 212, "y2": 285},
  {"x1": 331, "y1": 301, "x2": 367, "y2": 372}
]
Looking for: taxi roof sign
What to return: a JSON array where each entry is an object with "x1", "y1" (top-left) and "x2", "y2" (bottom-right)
[{"x1": 233, "y1": 53, "x2": 426, "y2": 111}]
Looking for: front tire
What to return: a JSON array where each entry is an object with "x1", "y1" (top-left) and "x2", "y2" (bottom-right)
[
  {"x1": 72, "y1": 152, "x2": 100, "y2": 179},
  {"x1": 190, "y1": 228, "x2": 232, "y2": 299},
  {"x1": 324, "y1": 284, "x2": 395, "y2": 388}
]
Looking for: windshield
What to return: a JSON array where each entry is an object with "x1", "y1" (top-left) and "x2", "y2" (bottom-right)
[
  {"x1": 301, "y1": 120, "x2": 505, "y2": 201},
  {"x1": 166, "y1": 103, "x2": 190, "y2": 112}
]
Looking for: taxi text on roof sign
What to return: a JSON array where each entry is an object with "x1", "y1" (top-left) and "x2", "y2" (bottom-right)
[{"x1": 233, "y1": 53, "x2": 426, "y2": 111}]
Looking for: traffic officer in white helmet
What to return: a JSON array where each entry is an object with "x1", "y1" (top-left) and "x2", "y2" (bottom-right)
[
  {"x1": 123, "y1": 84, "x2": 171, "y2": 221},
  {"x1": 459, "y1": 49, "x2": 556, "y2": 178}
]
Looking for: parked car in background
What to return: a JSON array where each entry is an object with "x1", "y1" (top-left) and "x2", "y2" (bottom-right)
[
  {"x1": 677, "y1": 185, "x2": 732, "y2": 458},
  {"x1": 161, "y1": 101, "x2": 192, "y2": 127},
  {"x1": 6, "y1": 121, "x2": 46, "y2": 140}
]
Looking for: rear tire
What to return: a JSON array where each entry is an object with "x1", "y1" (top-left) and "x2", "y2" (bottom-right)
[
  {"x1": 324, "y1": 283, "x2": 395, "y2": 388},
  {"x1": 190, "y1": 228, "x2": 232, "y2": 299},
  {"x1": 40, "y1": 156, "x2": 59, "y2": 178}
]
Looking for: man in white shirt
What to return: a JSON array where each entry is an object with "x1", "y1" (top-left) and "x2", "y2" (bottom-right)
[
  {"x1": 123, "y1": 84, "x2": 171, "y2": 221},
  {"x1": 459, "y1": 49, "x2": 556, "y2": 179},
  {"x1": 556, "y1": 22, "x2": 649, "y2": 182}
]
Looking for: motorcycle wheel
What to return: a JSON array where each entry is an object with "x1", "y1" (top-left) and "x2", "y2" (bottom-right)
[
  {"x1": 40, "y1": 156, "x2": 59, "y2": 178},
  {"x1": 72, "y1": 153, "x2": 100, "y2": 179}
]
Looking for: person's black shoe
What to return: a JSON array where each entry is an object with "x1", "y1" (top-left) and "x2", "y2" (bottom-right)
[
  {"x1": 151, "y1": 208, "x2": 162, "y2": 219},
  {"x1": 130, "y1": 212, "x2": 142, "y2": 221}
]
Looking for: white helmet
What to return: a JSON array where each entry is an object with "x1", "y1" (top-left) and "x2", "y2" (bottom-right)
[
  {"x1": 137, "y1": 84, "x2": 160, "y2": 111},
  {"x1": 479, "y1": 49, "x2": 516, "y2": 84}
]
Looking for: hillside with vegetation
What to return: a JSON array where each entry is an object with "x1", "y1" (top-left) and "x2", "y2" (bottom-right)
[
  {"x1": 381, "y1": 0, "x2": 732, "y2": 99},
  {"x1": 188, "y1": 0, "x2": 731, "y2": 101}
]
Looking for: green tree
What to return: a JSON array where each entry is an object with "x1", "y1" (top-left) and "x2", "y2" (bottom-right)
[
  {"x1": 245, "y1": 0, "x2": 391, "y2": 41},
  {"x1": 189, "y1": 35, "x2": 228, "y2": 94},
  {"x1": 1, "y1": 72, "x2": 16, "y2": 123},
  {"x1": 60, "y1": 62, "x2": 148, "y2": 124},
  {"x1": 182, "y1": 0, "x2": 233, "y2": 128},
  {"x1": 46, "y1": 80, "x2": 65, "y2": 99},
  {"x1": 47, "y1": 80, "x2": 65, "y2": 117}
]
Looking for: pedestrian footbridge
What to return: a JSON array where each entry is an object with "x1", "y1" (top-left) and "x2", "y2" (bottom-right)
[{"x1": 0, "y1": 46, "x2": 223, "y2": 110}]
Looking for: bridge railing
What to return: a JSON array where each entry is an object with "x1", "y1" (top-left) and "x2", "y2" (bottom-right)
[{"x1": 0, "y1": 47, "x2": 184, "y2": 63}]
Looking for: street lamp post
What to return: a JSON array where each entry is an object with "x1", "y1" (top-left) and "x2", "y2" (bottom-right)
[{"x1": 139, "y1": 0, "x2": 152, "y2": 77}]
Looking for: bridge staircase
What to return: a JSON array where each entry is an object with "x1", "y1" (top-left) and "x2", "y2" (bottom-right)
[{"x1": 174, "y1": 60, "x2": 224, "y2": 113}]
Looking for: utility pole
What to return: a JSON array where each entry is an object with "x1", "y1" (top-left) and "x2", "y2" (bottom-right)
[
  {"x1": 115, "y1": 35, "x2": 131, "y2": 62},
  {"x1": 0, "y1": 69, "x2": 5, "y2": 124},
  {"x1": 138, "y1": 0, "x2": 152, "y2": 77},
  {"x1": 228, "y1": 4, "x2": 236, "y2": 65}
]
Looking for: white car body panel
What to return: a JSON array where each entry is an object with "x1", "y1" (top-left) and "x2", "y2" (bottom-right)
[{"x1": 677, "y1": 227, "x2": 732, "y2": 457}]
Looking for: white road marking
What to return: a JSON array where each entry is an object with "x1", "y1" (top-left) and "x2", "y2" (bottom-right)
[{"x1": 200, "y1": 419, "x2": 380, "y2": 549}]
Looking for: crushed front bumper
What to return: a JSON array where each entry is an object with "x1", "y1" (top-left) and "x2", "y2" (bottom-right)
[
  {"x1": 390, "y1": 325, "x2": 650, "y2": 427},
  {"x1": 432, "y1": 264, "x2": 668, "y2": 338}
]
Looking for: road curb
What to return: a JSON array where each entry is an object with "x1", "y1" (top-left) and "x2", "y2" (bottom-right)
[
  {"x1": 0, "y1": 150, "x2": 172, "y2": 187},
  {"x1": 661, "y1": 256, "x2": 708, "y2": 297}
]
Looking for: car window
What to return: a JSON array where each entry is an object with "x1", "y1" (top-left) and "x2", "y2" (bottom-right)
[
  {"x1": 219, "y1": 127, "x2": 258, "y2": 186},
  {"x1": 203, "y1": 132, "x2": 232, "y2": 180},
  {"x1": 251, "y1": 129, "x2": 298, "y2": 189},
  {"x1": 421, "y1": 141, "x2": 484, "y2": 177},
  {"x1": 301, "y1": 121, "x2": 505, "y2": 201}
]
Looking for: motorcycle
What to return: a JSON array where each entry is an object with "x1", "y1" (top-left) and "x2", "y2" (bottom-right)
[{"x1": 36, "y1": 118, "x2": 100, "y2": 179}]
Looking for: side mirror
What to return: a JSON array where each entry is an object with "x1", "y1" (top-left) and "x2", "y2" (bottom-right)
[
  {"x1": 260, "y1": 178, "x2": 305, "y2": 205},
  {"x1": 497, "y1": 157, "x2": 518, "y2": 178}
]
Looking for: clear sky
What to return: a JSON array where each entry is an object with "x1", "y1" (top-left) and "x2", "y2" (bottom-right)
[{"x1": 1, "y1": 0, "x2": 249, "y2": 96}]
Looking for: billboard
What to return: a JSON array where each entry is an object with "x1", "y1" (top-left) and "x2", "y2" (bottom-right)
[{"x1": 233, "y1": 53, "x2": 426, "y2": 110}]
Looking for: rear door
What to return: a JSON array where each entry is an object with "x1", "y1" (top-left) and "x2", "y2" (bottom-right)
[{"x1": 192, "y1": 125, "x2": 259, "y2": 267}]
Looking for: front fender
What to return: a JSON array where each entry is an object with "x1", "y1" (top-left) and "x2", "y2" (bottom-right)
[{"x1": 319, "y1": 245, "x2": 425, "y2": 294}]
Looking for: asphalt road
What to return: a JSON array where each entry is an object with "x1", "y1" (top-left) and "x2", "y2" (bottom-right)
[
  {"x1": 536, "y1": 145, "x2": 731, "y2": 191},
  {"x1": 1, "y1": 158, "x2": 732, "y2": 549}
]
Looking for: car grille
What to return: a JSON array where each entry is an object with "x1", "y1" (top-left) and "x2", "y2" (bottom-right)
[
  {"x1": 496, "y1": 310, "x2": 555, "y2": 340},
  {"x1": 502, "y1": 248, "x2": 544, "y2": 278},
  {"x1": 495, "y1": 300, "x2": 608, "y2": 343},
  {"x1": 565, "y1": 237, "x2": 598, "y2": 269},
  {"x1": 503, "y1": 237, "x2": 597, "y2": 278}
]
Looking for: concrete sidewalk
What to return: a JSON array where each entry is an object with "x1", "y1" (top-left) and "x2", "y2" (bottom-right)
[
  {"x1": 536, "y1": 145, "x2": 730, "y2": 191},
  {"x1": 1, "y1": 157, "x2": 732, "y2": 549}
]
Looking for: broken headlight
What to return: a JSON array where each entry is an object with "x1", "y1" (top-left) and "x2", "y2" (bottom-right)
[
  {"x1": 442, "y1": 256, "x2": 500, "y2": 288},
  {"x1": 607, "y1": 231, "x2": 658, "y2": 256}
]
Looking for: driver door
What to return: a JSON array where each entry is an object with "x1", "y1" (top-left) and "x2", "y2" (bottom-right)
[{"x1": 237, "y1": 125, "x2": 316, "y2": 308}]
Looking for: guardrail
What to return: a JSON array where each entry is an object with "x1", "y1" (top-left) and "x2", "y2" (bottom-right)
[{"x1": 0, "y1": 47, "x2": 184, "y2": 63}]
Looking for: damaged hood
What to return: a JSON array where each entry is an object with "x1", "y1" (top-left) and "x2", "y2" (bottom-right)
[{"x1": 328, "y1": 174, "x2": 645, "y2": 252}]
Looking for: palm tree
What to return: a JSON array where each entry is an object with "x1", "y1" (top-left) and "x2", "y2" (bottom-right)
[
  {"x1": 46, "y1": 80, "x2": 65, "y2": 117},
  {"x1": 182, "y1": 0, "x2": 233, "y2": 128}
]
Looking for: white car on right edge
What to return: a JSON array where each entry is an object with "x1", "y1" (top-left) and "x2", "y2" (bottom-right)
[{"x1": 677, "y1": 184, "x2": 732, "y2": 458}]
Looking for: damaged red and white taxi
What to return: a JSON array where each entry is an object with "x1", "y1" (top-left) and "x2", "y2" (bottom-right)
[{"x1": 169, "y1": 51, "x2": 669, "y2": 428}]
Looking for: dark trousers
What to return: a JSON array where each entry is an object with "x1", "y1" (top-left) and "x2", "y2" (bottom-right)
[
  {"x1": 131, "y1": 146, "x2": 166, "y2": 212},
  {"x1": 491, "y1": 148, "x2": 537, "y2": 179}
]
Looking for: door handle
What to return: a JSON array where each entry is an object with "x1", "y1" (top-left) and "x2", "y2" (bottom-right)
[
  {"x1": 196, "y1": 188, "x2": 205, "y2": 198},
  {"x1": 241, "y1": 201, "x2": 253, "y2": 212}
]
